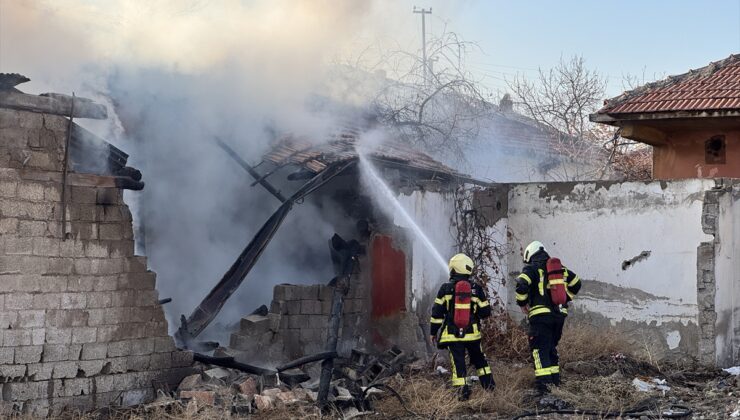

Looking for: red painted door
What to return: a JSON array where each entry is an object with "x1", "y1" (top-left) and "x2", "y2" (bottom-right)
[{"x1": 371, "y1": 235, "x2": 406, "y2": 318}]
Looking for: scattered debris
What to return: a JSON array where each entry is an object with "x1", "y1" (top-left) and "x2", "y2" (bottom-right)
[{"x1": 632, "y1": 377, "x2": 671, "y2": 394}]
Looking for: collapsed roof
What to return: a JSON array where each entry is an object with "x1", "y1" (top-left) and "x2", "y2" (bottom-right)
[{"x1": 263, "y1": 127, "x2": 487, "y2": 186}]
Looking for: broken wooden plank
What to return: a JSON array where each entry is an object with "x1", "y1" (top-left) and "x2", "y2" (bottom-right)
[
  {"x1": 215, "y1": 137, "x2": 287, "y2": 203},
  {"x1": 276, "y1": 351, "x2": 338, "y2": 372},
  {"x1": 0, "y1": 90, "x2": 107, "y2": 119},
  {"x1": 192, "y1": 352, "x2": 276, "y2": 376}
]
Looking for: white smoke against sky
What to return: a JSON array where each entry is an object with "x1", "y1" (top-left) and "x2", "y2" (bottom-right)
[{"x1": 0, "y1": 0, "x2": 412, "y2": 341}]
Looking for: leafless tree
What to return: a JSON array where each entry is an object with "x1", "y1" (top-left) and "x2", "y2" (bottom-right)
[
  {"x1": 335, "y1": 26, "x2": 494, "y2": 163},
  {"x1": 508, "y1": 56, "x2": 652, "y2": 181}
]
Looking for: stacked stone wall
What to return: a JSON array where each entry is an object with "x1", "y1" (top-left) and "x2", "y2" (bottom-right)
[
  {"x1": 0, "y1": 108, "x2": 192, "y2": 416},
  {"x1": 229, "y1": 283, "x2": 367, "y2": 363}
]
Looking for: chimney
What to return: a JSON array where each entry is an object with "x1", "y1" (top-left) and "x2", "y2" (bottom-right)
[{"x1": 499, "y1": 93, "x2": 513, "y2": 113}]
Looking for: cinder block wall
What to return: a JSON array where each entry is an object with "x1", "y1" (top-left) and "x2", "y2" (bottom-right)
[
  {"x1": 230, "y1": 283, "x2": 367, "y2": 363},
  {"x1": 0, "y1": 108, "x2": 192, "y2": 416}
]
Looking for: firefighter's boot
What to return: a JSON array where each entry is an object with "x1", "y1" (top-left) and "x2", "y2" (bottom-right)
[
  {"x1": 479, "y1": 373, "x2": 495, "y2": 391},
  {"x1": 458, "y1": 385, "x2": 471, "y2": 401}
]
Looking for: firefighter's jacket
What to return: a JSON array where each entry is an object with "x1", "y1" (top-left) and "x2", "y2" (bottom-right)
[
  {"x1": 515, "y1": 253, "x2": 582, "y2": 318},
  {"x1": 430, "y1": 276, "x2": 492, "y2": 344}
]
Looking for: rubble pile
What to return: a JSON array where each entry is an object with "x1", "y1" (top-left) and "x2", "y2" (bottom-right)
[{"x1": 152, "y1": 346, "x2": 417, "y2": 415}]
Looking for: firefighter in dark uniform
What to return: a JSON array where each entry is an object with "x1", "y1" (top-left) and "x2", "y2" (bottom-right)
[
  {"x1": 515, "y1": 241, "x2": 582, "y2": 392},
  {"x1": 430, "y1": 253, "x2": 495, "y2": 400}
]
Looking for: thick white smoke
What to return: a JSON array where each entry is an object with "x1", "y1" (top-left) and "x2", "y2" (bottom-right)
[{"x1": 0, "y1": 0, "x2": 408, "y2": 342}]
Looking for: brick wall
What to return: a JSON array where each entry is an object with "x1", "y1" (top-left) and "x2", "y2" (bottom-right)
[{"x1": 0, "y1": 108, "x2": 192, "y2": 416}]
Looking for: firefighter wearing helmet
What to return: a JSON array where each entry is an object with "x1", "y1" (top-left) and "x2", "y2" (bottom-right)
[
  {"x1": 430, "y1": 253, "x2": 495, "y2": 400},
  {"x1": 516, "y1": 241, "x2": 582, "y2": 393}
]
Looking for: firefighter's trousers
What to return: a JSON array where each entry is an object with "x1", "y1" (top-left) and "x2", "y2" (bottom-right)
[
  {"x1": 529, "y1": 315, "x2": 559, "y2": 391},
  {"x1": 551, "y1": 313, "x2": 566, "y2": 385},
  {"x1": 447, "y1": 340, "x2": 495, "y2": 389}
]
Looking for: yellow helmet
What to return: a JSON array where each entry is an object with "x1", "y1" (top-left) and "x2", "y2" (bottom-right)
[{"x1": 448, "y1": 253, "x2": 474, "y2": 275}]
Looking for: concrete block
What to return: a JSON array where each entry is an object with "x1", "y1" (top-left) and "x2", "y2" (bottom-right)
[
  {"x1": 119, "y1": 271, "x2": 157, "y2": 290},
  {"x1": 70, "y1": 187, "x2": 97, "y2": 204},
  {"x1": 0, "y1": 311, "x2": 18, "y2": 329},
  {"x1": 44, "y1": 185, "x2": 61, "y2": 202},
  {"x1": 15, "y1": 310, "x2": 45, "y2": 328},
  {"x1": 66, "y1": 277, "x2": 95, "y2": 292},
  {"x1": 84, "y1": 241, "x2": 109, "y2": 258},
  {"x1": 107, "y1": 340, "x2": 131, "y2": 358},
  {"x1": 45, "y1": 328, "x2": 72, "y2": 344},
  {"x1": 240, "y1": 314, "x2": 271, "y2": 335},
  {"x1": 0, "y1": 348, "x2": 13, "y2": 364},
  {"x1": 52, "y1": 361, "x2": 79, "y2": 379},
  {"x1": 318, "y1": 285, "x2": 334, "y2": 301},
  {"x1": 300, "y1": 300, "x2": 322, "y2": 315},
  {"x1": 3, "y1": 329, "x2": 32, "y2": 346},
  {"x1": 124, "y1": 256, "x2": 148, "y2": 273},
  {"x1": 28, "y1": 363, "x2": 54, "y2": 380},
  {"x1": 5, "y1": 294, "x2": 33, "y2": 310},
  {"x1": 0, "y1": 364, "x2": 26, "y2": 379},
  {"x1": 53, "y1": 377, "x2": 91, "y2": 397},
  {"x1": 71, "y1": 327, "x2": 96, "y2": 344},
  {"x1": 172, "y1": 351, "x2": 194, "y2": 367},
  {"x1": 0, "y1": 181, "x2": 17, "y2": 198},
  {"x1": 127, "y1": 355, "x2": 150, "y2": 371},
  {"x1": 47, "y1": 258, "x2": 74, "y2": 275},
  {"x1": 4, "y1": 236, "x2": 33, "y2": 255},
  {"x1": 3, "y1": 381, "x2": 48, "y2": 401},
  {"x1": 17, "y1": 183, "x2": 45, "y2": 201},
  {"x1": 31, "y1": 328, "x2": 45, "y2": 345},
  {"x1": 59, "y1": 239, "x2": 85, "y2": 258},
  {"x1": 309, "y1": 315, "x2": 329, "y2": 329},
  {"x1": 93, "y1": 275, "x2": 118, "y2": 291},
  {"x1": 178, "y1": 374, "x2": 203, "y2": 391},
  {"x1": 150, "y1": 352, "x2": 172, "y2": 370},
  {"x1": 18, "y1": 220, "x2": 46, "y2": 236},
  {"x1": 32, "y1": 237, "x2": 60, "y2": 257},
  {"x1": 299, "y1": 285, "x2": 320, "y2": 300},
  {"x1": 14, "y1": 345, "x2": 43, "y2": 364},
  {"x1": 78, "y1": 360, "x2": 105, "y2": 377},
  {"x1": 81, "y1": 343, "x2": 107, "y2": 360},
  {"x1": 135, "y1": 290, "x2": 158, "y2": 306},
  {"x1": 99, "y1": 224, "x2": 123, "y2": 241},
  {"x1": 60, "y1": 293, "x2": 86, "y2": 310},
  {"x1": 108, "y1": 240, "x2": 134, "y2": 258},
  {"x1": 130, "y1": 338, "x2": 155, "y2": 356},
  {"x1": 153, "y1": 336, "x2": 176, "y2": 353},
  {"x1": 45, "y1": 309, "x2": 88, "y2": 328},
  {"x1": 270, "y1": 300, "x2": 288, "y2": 315},
  {"x1": 86, "y1": 292, "x2": 112, "y2": 308},
  {"x1": 0, "y1": 217, "x2": 18, "y2": 234},
  {"x1": 42, "y1": 345, "x2": 72, "y2": 362}
]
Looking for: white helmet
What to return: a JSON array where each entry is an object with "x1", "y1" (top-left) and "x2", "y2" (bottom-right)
[{"x1": 523, "y1": 241, "x2": 546, "y2": 263}]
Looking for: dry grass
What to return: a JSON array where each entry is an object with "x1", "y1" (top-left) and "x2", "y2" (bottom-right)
[
  {"x1": 558, "y1": 322, "x2": 637, "y2": 365},
  {"x1": 372, "y1": 364, "x2": 532, "y2": 419}
]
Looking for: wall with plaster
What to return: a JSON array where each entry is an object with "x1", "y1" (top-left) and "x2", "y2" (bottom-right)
[
  {"x1": 505, "y1": 180, "x2": 716, "y2": 358},
  {"x1": 714, "y1": 182, "x2": 740, "y2": 366}
]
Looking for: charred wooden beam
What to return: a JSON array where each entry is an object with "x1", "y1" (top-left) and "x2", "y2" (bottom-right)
[
  {"x1": 0, "y1": 90, "x2": 107, "y2": 119},
  {"x1": 318, "y1": 234, "x2": 361, "y2": 408},
  {"x1": 176, "y1": 159, "x2": 356, "y2": 343},
  {"x1": 214, "y1": 137, "x2": 287, "y2": 203},
  {"x1": 192, "y1": 352, "x2": 276, "y2": 376},
  {"x1": 276, "y1": 351, "x2": 338, "y2": 372}
]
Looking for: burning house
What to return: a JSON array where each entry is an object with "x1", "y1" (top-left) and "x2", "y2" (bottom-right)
[
  {"x1": 0, "y1": 74, "x2": 193, "y2": 416},
  {"x1": 176, "y1": 122, "x2": 489, "y2": 367}
]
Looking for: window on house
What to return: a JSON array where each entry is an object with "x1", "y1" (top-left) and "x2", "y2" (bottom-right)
[{"x1": 705, "y1": 135, "x2": 726, "y2": 164}]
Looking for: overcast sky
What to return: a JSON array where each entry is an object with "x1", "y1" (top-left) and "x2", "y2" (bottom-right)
[{"x1": 396, "y1": 0, "x2": 740, "y2": 97}]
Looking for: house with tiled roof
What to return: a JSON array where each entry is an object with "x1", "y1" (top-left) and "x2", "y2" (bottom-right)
[{"x1": 591, "y1": 54, "x2": 740, "y2": 179}]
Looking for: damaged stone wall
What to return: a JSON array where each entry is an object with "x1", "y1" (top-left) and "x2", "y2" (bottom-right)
[
  {"x1": 502, "y1": 180, "x2": 718, "y2": 361},
  {"x1": 228, "y1": 283, "x2": 367, "y2": 364},
  {"x1": 0, "y1": 108, "x2": 192, "y2": 416}
]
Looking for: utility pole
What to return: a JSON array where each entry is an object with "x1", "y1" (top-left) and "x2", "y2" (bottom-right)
[{"x1": 413, "y1": 6, "x2": 432, "y2": 85}]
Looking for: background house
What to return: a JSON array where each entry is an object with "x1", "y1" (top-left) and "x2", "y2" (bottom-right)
[{"x1": 591, "y1": 54, "x2": 740, "y2": 179}]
